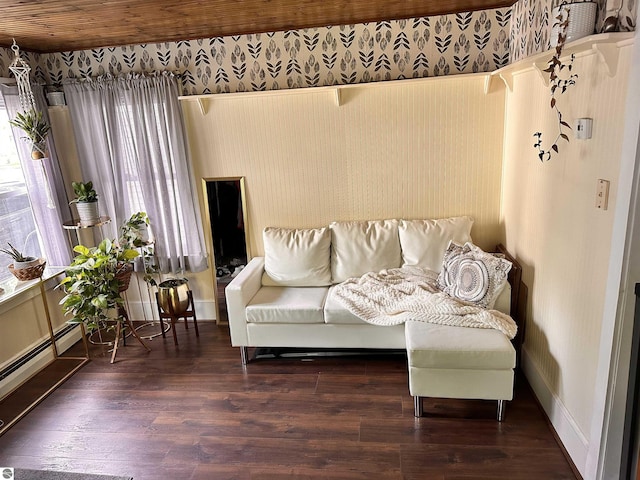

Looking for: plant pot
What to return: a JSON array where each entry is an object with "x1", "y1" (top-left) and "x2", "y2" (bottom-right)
[
  {"x1": 157, "y1": 278, "x2": 191, "y2": 315},
  {"x1": 75, "y1": 200, "x2": 100, "y2": 225},
  {"x1": 550, "y1": 2, "x2": 597, "y2": 47},
  {"x1": 116, "y1": 263, "x2": 134, "y2": 292},
  {"x1": 9, "y1": 258, "x2": 46, "y2": 281},
  {"x1": 31, "y1": 147, "x2": 45, "y2": 160},
  {"x1": 46, "y1": 91, "x2": 66, "y2": 106},
  {"x1": 13, "y1": 257, "x2": 40, "y2": 270},
  {"x1": 135, "y1": 223, "x2": 151, "y2": 244}
]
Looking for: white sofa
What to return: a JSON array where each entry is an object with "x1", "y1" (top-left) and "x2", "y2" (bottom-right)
[{"x1": 226, "y1": 217, "x2": 522, "y2": 420}]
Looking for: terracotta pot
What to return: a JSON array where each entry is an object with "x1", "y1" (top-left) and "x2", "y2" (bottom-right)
[{"x1": 157, "y1": 278, "x2": 190, "y2": 315}]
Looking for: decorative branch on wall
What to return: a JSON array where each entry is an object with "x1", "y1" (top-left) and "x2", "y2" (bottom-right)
[{"x1": 533, "y1": 7, "x2": 577, "y2": 162}]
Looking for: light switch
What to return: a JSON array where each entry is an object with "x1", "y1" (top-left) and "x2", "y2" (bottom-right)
[{"x1": 596, "y1": 179, "x2": 610, "y2": 210}]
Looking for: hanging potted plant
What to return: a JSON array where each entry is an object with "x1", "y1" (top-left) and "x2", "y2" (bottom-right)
[
  {"x1": 69, "y1": 181, "x2": 100, "y2": 225},
  {"x1": 0, "y1": 242, "x2": 46, "y2": 281},
  {"x1": 8, "y1": 108, "x2": 51, "y2": 159}
]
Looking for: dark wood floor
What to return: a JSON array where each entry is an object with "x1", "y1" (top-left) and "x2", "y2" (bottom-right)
[{"x1": 0, "y1": 322, "x2": 579, "y2": 480}]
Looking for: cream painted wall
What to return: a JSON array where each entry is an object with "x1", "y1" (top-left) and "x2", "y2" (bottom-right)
[
  {"x1": 0, "y1": 278, "x2": 69, "y2": 370},
  {"x1": 501, "y1": 44, "x2": 633, "y2": 474},
  {"x1": 181, "y1": 74, "x2": 506, "y2": 261}
]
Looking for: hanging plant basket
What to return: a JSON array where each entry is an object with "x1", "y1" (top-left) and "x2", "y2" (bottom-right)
[
  {"x1": 116, "y1": 263, "x2": 134, "y2": 292},
  {"x1": 9, "y1": 109, "x2": 51, "y2": 159},
  {"x1": 31, "y1": 143, "x2": 46, "y2": 160}
]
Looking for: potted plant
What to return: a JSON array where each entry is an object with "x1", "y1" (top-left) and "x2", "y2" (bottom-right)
[
  {"x1": 119, "y1": 211, "x2": 159, "y2": 286},
  {"x1": 8, "y1": 108, "x2": 51, "y2": 159},
  {"x1": 0, "y1": 242, "x2": 45, "y2": 281},
  {"x1": 69, "y1": 181, "x2": 100, "y2": 225},
  {"x1": 550, "y1": 1, "x2": 597, "y2": 47},
  {"x1": 58, "y1": 238, "x2": 139, "y2": 332},
  {"x1": 120, "y1": 211, "x2": 151, "y2": 247},
  {"x1": 157, "y1": 277, "x2": 191, "y2": 315}
]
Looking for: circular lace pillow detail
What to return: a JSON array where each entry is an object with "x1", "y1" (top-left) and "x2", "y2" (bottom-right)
[{"x1": 448, "y1": 257, "x2": 490, "y2": 303}]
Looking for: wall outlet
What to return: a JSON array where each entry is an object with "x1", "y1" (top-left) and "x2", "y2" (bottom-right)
[
  {"x1": 596, "y1": 179, "x2": 610, "y2": 210},
  {"x1": 576, "y1": 118, "x2": 593, "y2": 139}
]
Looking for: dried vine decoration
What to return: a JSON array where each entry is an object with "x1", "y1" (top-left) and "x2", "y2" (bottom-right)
[{"x1": 533, "y1": 6, "x2": 578, "y2": 162}]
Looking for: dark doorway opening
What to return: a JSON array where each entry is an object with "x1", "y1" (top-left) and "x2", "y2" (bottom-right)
[{"x1": 205, "y1": 178, "x2": 248, "y2": 323}]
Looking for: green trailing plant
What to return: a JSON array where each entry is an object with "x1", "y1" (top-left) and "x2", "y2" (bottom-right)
[
  {"x1": 533, "y1": 6, "x2": 578, "y2": 162},
  {"x1": 58, "y1": 238, "x2": 139, "y2": 331},
  {"x1": 140, "y1": 247, "x2": 160, "y2": 287},
  {"x1": 8, "y1": 108, "x2": 51, "y2": 158},
  {"x1": 0, "y1": 243, "x2": 34, "y2": 262},
  {"x1": 119, "y1": 211, "x2": 159, "y2": 286},
  {"x1": 119, "y1": 212, "x2": 150, "y2": 248},
  {"x1": 69, "y1": 181, "x2": 98, "y2": 203}
]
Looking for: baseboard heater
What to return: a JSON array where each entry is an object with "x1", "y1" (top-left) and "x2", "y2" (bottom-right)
[{"x1": 0, "y1": 323, "x2": 77, "y2": 382}]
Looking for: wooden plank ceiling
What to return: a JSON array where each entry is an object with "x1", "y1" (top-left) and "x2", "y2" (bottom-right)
[{"x1": 0, "y1": 0, "x2": 517, "y2": 54}]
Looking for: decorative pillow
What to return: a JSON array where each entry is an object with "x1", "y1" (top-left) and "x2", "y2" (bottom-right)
[
  {"x1": 330, "y1": 219, "x2": 401, "y2": 283},
  {"x1": 262, "y1": 227, "x2": 332, "y2": 286},
  {"x1": 437, "y1": 242, "x2": 512, "y2": 309},
  {"x1": 398, "y1": 216, "x2": 474, "y2": 272}
]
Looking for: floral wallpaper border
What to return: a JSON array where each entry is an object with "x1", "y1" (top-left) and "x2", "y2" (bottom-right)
[
  {"x1": 0, "y1": 1, "x2": 635, "y2": 95},
  {"x1": 2, "y1": 10, "x2": 512, "y2": 96}
]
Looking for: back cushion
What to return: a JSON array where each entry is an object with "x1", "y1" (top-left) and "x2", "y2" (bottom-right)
[
  {"x1": 330, "y1": 219, "x2": 401, "y2": 283},
  {"x1": 398, "y1": 216, "x2": 474, "y2": 272},
  {"x1": 262, "y1": 227, "x2": 332, "y2": 286}
]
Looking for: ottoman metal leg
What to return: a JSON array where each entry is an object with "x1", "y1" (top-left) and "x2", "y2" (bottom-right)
[
  {"x1": 414, "y1": 396, "x2": 423, "y2": 417},
  {"x1": 497, "y1": 400, "x2": 505, "y2": 422}
]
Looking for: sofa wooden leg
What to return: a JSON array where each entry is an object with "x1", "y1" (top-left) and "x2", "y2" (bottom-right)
[
  {"x1": 240, "y1": 346, "x2": 249, "y2": 365},
  {"x1": 414, "y1": 396, "x2": 423, "y2": 417},
  {"x1": 497, "y1": 400, "x2": 505, "y2": 422}
]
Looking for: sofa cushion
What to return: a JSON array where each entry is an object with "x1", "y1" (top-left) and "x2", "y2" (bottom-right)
[
  {"x1": 323, "y1": 285, "x2": 368, "y2": 325},
  {"x1": 405, "y1": 321, "x2": 516, "y2": 370},
  {"x1": 493, "y1": 282, "x2": 511, "y2": 315},
  {"x1": 246, "y1": 286, "x2": 328, "y2": 324},
  {"x1": 398, "y1": 216, "x2": 474, "y2": 272},
  {"x1": 330, "y1": 219, "x2": 401, "y2": 283},
  {"x1": 262, "y1": 227, "x2": 332, "y2": 286},
  {"x1": 437, "y1": 242, "x2": 512, "y2": 309}
]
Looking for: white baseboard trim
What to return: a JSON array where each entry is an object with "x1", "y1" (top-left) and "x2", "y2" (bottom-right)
[
  {"x1": 123, "y1": 300, "x2": 217, "y2": 322},
  {"x1": 522, "y1": 345, "x2": 589, "y2": 477},
  {"x1": 0, "y1": 326, "x2": 83, "y2": 401}
]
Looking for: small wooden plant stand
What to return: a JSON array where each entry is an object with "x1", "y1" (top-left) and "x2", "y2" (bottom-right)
[{"x1": 110, "y1": 305, "x2": 151, "y2": 364}]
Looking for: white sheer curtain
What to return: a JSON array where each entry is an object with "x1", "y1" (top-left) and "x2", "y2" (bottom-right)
[
  {"x1": 63, "y1": 73, "x2": 208, "y2": 273},
  {"x1": 0, "y1": 84, "x2": 73, "y2": 267}
]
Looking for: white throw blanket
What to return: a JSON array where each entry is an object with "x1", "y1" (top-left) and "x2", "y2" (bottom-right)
[{"x1": 333, "y1": 266, "x2": 517, "y2": 339}]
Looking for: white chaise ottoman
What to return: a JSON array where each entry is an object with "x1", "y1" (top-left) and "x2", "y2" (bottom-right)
[{"x1": 405, "y1": 321, "x2": 516, "y2": 421}]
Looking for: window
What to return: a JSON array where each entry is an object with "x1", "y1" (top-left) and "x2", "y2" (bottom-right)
[
  {"x1": 0, "y1": 103, "x2": 43, "y2": 283},
  {"x1": 63, "y1": 74, "x2": 208, "y2": 273}
]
